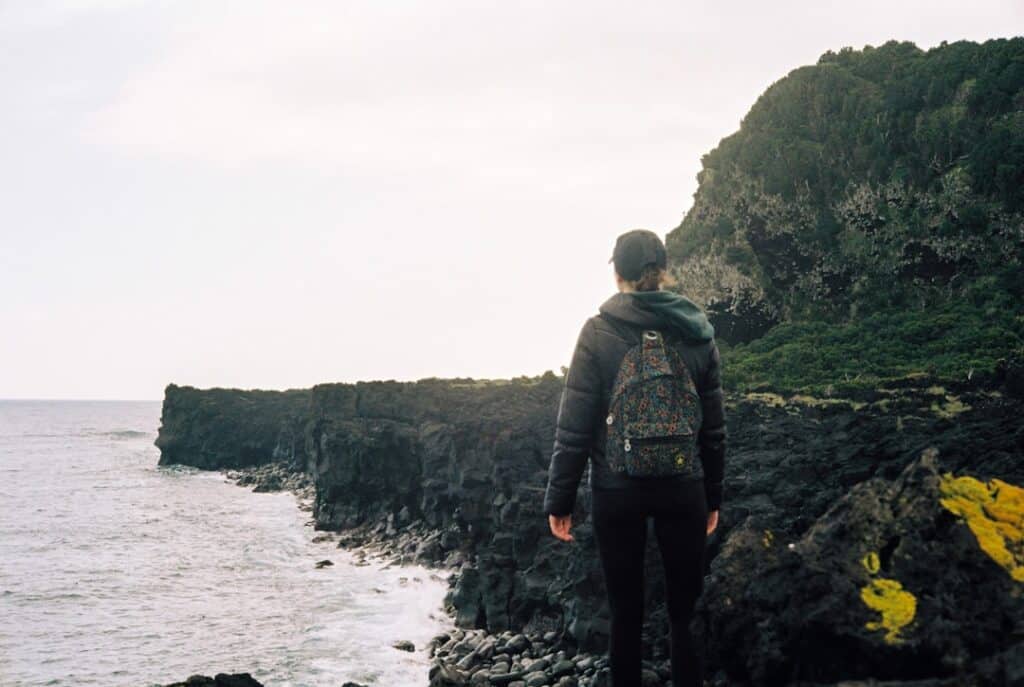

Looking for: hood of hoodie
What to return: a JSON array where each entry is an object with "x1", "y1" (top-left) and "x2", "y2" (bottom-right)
[{"x1": 598, "y1": 290, "x2": 715, "y2": 342}]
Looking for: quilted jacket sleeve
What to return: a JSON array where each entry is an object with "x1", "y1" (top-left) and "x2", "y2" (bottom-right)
[
  {"x1": 698, "y1": 339, "x2": 727, "y2": 511},
  {"x1": 543, "y1": 318, "x2": 603, "y2": 517}
]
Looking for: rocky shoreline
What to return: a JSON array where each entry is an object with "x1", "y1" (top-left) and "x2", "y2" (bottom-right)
[
  {"x1": 219, "y1": 460, "x2": 627, "y2": 687},
  {"x1": 157, "y1": 363, "x2": 1024, "y2": 686},
  {"x1": 162, "y1": 672, "x2": 371, "y2": 687}
]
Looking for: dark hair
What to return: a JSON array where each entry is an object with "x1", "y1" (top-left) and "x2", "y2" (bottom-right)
[{"x1": 627, "y1": 264, "x2": 677, "y2": 291}]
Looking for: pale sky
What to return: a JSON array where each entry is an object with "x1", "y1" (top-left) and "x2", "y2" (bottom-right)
[{"x1": 2, "y1": 1, "x2": 1021, "y2": 400}]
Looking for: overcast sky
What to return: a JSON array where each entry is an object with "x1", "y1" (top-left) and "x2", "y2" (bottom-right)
[{"x1": 2, "y1": 1, "x2": 1021, "y2": 400}]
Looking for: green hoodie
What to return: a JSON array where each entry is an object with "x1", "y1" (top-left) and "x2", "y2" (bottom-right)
[{"x1": 598, "y1": 289, "x2": 715, "y2": 342}]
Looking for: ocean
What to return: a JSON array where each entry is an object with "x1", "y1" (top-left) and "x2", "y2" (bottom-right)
[{"x1": 0, "y1": 400, "x2": 453, "y2": 687}]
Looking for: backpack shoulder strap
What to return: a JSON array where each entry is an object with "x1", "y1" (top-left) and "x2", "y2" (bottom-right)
[
  {"x1": 660, "y1": 330, "x2": 697, "y2": 386},
  {"x1": 597, "y1": 312, "x2": 643, "y2": 348}
]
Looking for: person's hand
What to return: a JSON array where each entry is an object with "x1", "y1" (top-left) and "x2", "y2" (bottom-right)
[
  {"x1": 706, "y1": 509, "x2": 719, "y2": 535},
  {"x1": 549, "y1": 513, "x2": 574, "y2": 542}
]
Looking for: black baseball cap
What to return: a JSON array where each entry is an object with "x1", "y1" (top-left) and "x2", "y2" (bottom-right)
[{"x1": 609, "y1": 229, "x2": 667, "y2": 280}]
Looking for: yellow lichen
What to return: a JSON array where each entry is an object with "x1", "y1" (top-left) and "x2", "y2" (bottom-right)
[
  {"x1": 762, "y1": 529, "x2": 774, "y2": 548},
  {"x1": 859, "y1": 549, "x2": 915, "y2": 643},
  {"x1": 789, "y1": 394, "x2": 867, "y2": 411},
  {"x1": 744, "y1": 391, "x2": 867, "y2": 411},
  {"x1": 860, "y1": 578, "x2": 917, "y2": 644},
  {"x1": 939, "y1": 472, "x2": 1024, "y2": 582},
  {"x1": 744, "y1": 392, "x2": 787, "y2": 407}
]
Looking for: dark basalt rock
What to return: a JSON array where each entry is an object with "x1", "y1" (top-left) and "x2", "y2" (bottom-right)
[
  {"x1": 156, "y1": 384, "x2": 310, "y2": 469},
  {"x1": 996, "y1": 353, "x2": 1024, "y2": 400},
  {"x1": 156, "y1": 375, "x2": 1024, "y2": 685},
  {"x1": 163, "y1": 674, "x2": 263, "y2": 687},
  {"x1": 698, "y1": 446, "x2": 1024, "y2": 686}
]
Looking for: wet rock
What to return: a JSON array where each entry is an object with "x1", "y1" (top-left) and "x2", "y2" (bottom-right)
[
  {"x1": 314, "y1": 559, "x2": 333, "y2": 568},
  {"x1": 430, "y1": 661, "x2": 469, "y2": 687},
  {"x1": 163, "y1": 675, "x2": 263, "y2": 687},
  {"x1": 573, "y1": 656, "x2": 594, "y2": 672},
  {"x1": 416, "y1": 531, "x2": 445, "y2": 564},
  {"x1": 506, "y1": 634, "x2": 531, "y2": 655},
  {"x1": 393, "y1": 639, "x2": 415, "y2": 652},
  {"x1": 429, "y1": 632, "x2": 452, "y2": 650},
  {"x1": 456, "y1": 651, "x2": 481, "y2": 671},
  {"x1": 550, "y1": 660, "x2": 575, "y2": 679},
  {"x1": 523, "y1": 671, "x2": 549, "y2": 687},
  {"x1": 489, "y1": 672, "x2": 525, "y2": 686},
  {"x1": 523, "y1": 657, "x2": 550, "y2": 673},
  {"x1": 589, "y1": 668, "x2": 611, "y2": 687}
]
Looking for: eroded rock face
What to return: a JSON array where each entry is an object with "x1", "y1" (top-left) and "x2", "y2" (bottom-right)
[
  {"x1": 156, "y1": 383, "x2": 310, "y2": 469},
  {"x1": 155, "y1": 377, "x2": 1024, "y2": 684},
  {"x1": 304, "y1": 377, "x2": 579, "y2": 637}
]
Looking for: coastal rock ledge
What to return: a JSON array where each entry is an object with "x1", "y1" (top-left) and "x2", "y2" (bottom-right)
[
  {"x1": 163, "y1": 674, "x2": 263, "y2": 687},
  {"x1": 155, "y1": 373, "x2": 1024, "y2": 687},
  {"x1": 162, "y1": 675, "x2": 368, "y2": 687}
]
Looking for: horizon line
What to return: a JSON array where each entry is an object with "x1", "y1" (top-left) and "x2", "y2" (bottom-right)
[{"x1": 0, "y1": 397, "x2": 163, "y2": 403}]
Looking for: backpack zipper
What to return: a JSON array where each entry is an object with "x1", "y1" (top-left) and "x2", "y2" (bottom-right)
[{"x1": 625, "y1": 433, "x2": 695, "y2": 453}]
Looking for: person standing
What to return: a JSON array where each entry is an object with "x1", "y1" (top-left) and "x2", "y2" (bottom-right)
[{"x1": 543, "y1": 229, "x2": 726, "y2": 687}]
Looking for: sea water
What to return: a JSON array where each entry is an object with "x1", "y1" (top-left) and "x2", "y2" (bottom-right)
[{"x1": 0, "y1": 400, "x2": 454, "y2": 687}]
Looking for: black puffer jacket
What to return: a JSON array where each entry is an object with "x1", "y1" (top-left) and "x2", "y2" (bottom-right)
[{"x1": 542, "y1": 291, "x2": 726, "y2": 516}]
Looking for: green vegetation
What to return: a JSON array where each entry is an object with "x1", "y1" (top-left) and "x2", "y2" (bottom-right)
[
  {"x1": 664, "y1": 38, "x2": 1024, "y2": 393},
  {"x1": 667, "y1": 38, "x2": 1023, "y2": 316},
  {"x1": 719, "y1": 273, "x2": 1024, "y2": 394},
  {"x1": 420, "y1": 370, "x2": 561, "y2": 388}
]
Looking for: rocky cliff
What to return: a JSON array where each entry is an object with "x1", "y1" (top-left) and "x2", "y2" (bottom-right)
[
  {"x1": 665, "y1": 38, "x2": 1024, "y2": 344},
  {"x1": 156, "y1": 368, "x2": 1024, "y2": 686},
  {"x1": 156, "y1": 384, "x2": 310, "y2": 469}
]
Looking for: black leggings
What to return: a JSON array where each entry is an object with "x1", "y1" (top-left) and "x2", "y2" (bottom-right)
[{"x1": 591, "y1": 479, "x2": 708, "y2": 687}]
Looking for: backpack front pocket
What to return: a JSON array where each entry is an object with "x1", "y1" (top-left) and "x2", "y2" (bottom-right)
[{"x1": 621, "y1": 422, "x2": 702, "y2": 478}]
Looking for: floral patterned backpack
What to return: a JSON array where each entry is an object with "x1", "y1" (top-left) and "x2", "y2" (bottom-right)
[{"x1": 604, "y1": 326, "x2": 704, "y2": 479}]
